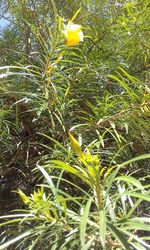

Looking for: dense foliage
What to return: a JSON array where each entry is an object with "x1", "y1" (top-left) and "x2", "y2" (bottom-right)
[{"x1": 0, "y1": 0, "x2": 150, "y2": 249}]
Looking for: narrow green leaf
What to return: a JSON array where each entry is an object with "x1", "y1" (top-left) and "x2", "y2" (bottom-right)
[
  {"x1": 115, "y1": 176, "x2": 143, "y2": 189},
  {"x1": 99, "y1": 209, "x2": 106, "y2": 248},
  {"x1": 38, "y1": 166, "x2": 57, "y2": 198},
  {"x1": 130, "y1": 217, "x2": 150, "y2": 223},
  {"x1": 106, "y1": 166, "x2": 120, "y2": 194},
  {"x1": 120, "y1": 229, "x2": 150, "y2": 249},
  {"x1": 0, "y1": 231, "x2": 32, "y2": 250},
  {"x1": 81, "y1": 237, "x2": 95, "y2": 250},
  {"x1": 119, "y1": 154, "x2": 150, "y2": 168},
  {"x1": 71, "y1": 7, "x2": 82, "y2": 22},
  {"x1": 117, "y1": 67, "x2": 139, "y2": 86},
  {"x1": 126, "y1": 192, "x2": 150, "y2": 202},
  {"x1": 107, "y1": 223, "x2": 131, "y2": 250},
  {"x1": 108, "y1": 74, "x2": 136, "y2": 101},
  {"x1": 0, "y1": 214, "x2": 34, "y2": 219},
  {"x1": 126, "y1": 198, "x2": 142, "y2": 218},
  {"x1": 123, "y1": 220, "x2": 150, "y2": 231},
  {"x1": 80, "y1": 197, "x2": 93, "y2": 248},
  {"x1": 46, "y1": 160, "x2": 93, "y2": 187},
  {"x1": 131, "y1": 242, "x2": 147, "y2": 250}
]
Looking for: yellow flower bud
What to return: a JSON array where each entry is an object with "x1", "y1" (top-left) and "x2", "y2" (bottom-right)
[
  {"x1": 63, "y1": 22, "x2": 84, "y2": 46},
  {"x1": 68, "y1": 132, "x2": 85, "y2": 159},
  {"x1": 18, "y1": 189, "x2": 30, "y2": 205}
]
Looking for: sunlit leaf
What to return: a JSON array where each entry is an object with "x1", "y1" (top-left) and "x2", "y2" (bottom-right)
[
  {"x1": 80, "y1": 197, "x2": 93, "y2": 248},
  {"x1": 99, "y1": 209, "x2": 106, "y2": 248},
  {"x1": 115, "y1": 176, "x2": 143, "y2": 189}
]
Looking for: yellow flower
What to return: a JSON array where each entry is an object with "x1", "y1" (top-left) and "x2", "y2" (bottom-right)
[{"x1": 63, "y1": 22, "x2": 84, "y2": 46}]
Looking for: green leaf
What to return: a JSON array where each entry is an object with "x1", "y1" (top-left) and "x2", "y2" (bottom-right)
[
  {"x1": 126, "y1": 192, "x2": 150, "y2": 202},
  {"x1": 120, "y1": 229, "x2": 150, "y2": 249},
  {"x1": 123, "y1": 220, "x2": 150, "y2": 231},
  {"x1": 130, "y1": 217, "x2": 150, "y2": 223},
  {"x1": 38, "y1": 166, "x2": 57, "y2": 198},
  {"x1": 70, "y1": 7, "x2": 82, "y2": 22},
  {"x1": 99, "y1": 209, "x2": 106, "y2": 248},
  {"x1": 115, "y1": 176, "x2": 143, "y2": 189},
  {"x1": 107, "y1": 223, "x2": 131, "y2": 250},
  {"x1": 106, "y1": 166, "x2": 120, "y2": 194},
  {"x1": 81, "y1": 237, "x2": 95, "y2": 250},
  {"x1": 0, "y1": 231, "x2": 32, "y2": 250},
  {"x1": 119, "y1": 154, "x2": 150, "y2": 168},
  {"x1": 130, "y1": 242, "x2": 146, "y2": 250},
  {"x1": 126, "y1": 198, "x2": 142, "y2": 218},
  {"x1": 80, "y1": 197, "x2": 93, "y2": 248},
  {"x1": 108, "y1": 74, "x2": 137, "y2": 101},
  {"x1": 46, "y1": 160, "x2": 93, "y2": 187}
]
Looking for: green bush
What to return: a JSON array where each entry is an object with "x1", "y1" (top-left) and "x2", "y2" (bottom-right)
[{"x1": 0, "y1": 1, "x2": 150, "y2": 249}]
